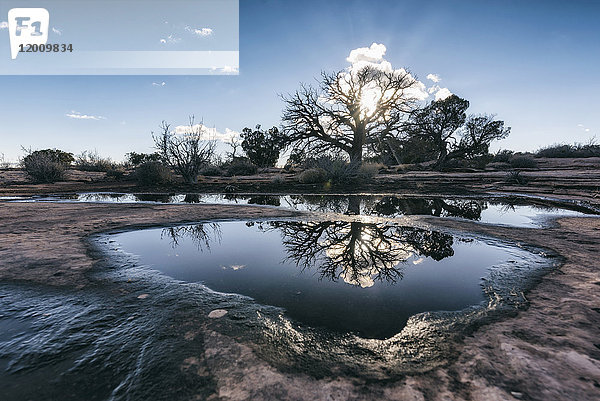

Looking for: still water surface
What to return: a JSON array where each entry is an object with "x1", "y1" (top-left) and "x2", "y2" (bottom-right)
[
  {"x1": 12, "y1": 192, "x2": 595, "y2": 227},
  {"x1": 116, "y1": 220, "x2": 526, "y2": 339}
]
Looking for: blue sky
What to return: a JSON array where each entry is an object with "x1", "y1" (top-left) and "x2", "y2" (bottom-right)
[{"x1": 1, "y1": 0, "x2": 599, "y2": 162}]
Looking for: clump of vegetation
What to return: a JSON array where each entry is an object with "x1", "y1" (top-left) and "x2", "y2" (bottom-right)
[
  {"x1": 271, "y1": 175, "x2": 286, "y2": 185},
  {"x1": 505, "y1": 171, "x2": 529, "y2": 185},
  {"x1": 21, "y1": 148, "x2": 74, "y2": 183},
  {"x1": 536, "y1": 139, "x2": 600, "y2": 158},
  {"x1": 134, "y1": 161, "x2": 173, "y2": 185},
  {"x1": 357, "y1": 163, "x2": 381, "y2": 180},
  {"x1": 199, "y1": 165, "x2": 223, "y2": 176},
  {"x1": 510, "y1": 154, "x2": 538, "y2": 169},
  {"x1": 75, "y1": 150, "x2": 117, "y2": 172},
  {"x1": 105, "y1": 167, "x2": 126, "y2": 181},
  {"x1": 125, "y1": 152, "x2": 162, "y2": 167},
  {"x1": 241, "y1": 125, "x2": 284, "y2": 167},
  {"x1": 224, "y1": 158, "x2": 258, "y2": 176},
  {"x1": 492, "y1": 149, "x2": 515, "y2": 163},
  {"x1": 298, "y1": 168, "x2": 327, "y2": 184}
]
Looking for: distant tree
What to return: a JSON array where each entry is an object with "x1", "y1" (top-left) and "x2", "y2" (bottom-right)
[
  {"x1": 405, "y1": 95, "x2": 470, "y2": 168},
  {"x1": 126, "y1": 152, "x2": 162, "y2": 167},
  {"x1": 451, "y1": 114, "x2": 510, "y2": 160},
  {"x1": 240, "y1": 125, "x2": 284, "y2": 167},
  {"x1": 406, "y1": 95, "x2": 510, "y2": 169},
  {"x1": 281, "y1": 65, "x2": 422, "y2": 165},
  {"x1": 152, "y1": 116, "x2": 216, "y2": 183}
]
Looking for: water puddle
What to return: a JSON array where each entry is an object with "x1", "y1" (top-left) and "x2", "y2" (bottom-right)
[
  {"x1": 8, "y1": 192, "x2": 597, "y2": 227},
  {"x1": 115, "y1": 220, "x2": 539, "y2": 339}
]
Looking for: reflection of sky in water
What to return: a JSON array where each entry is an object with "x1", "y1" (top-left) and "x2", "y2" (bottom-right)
[
  {"x1": 10, "y1": 193, "x2": 595, "y2": 228},
  {"x1": 115, "y1": 221, "x2": 524, "y2": 339}
]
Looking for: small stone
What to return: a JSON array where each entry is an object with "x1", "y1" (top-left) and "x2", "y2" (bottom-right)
[
  {"x1": 137, "y1": 294, "x2": 149, "y2": 299},
  {"x1": 510, "y1": 392, "x2": 523, "y2": 399},
  {"x1": 208, "y1": 309, "x2": 228, "y2": 319}
]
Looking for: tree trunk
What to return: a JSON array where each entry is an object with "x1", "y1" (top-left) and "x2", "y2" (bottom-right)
[
  {"x1": 434, "y1": 141, "x2": 447, "y2": 170},
  {"x1": 350, "y1": 127, "x2": 365, "y2": 166}
]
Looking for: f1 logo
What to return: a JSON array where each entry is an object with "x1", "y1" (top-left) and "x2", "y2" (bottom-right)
[{"x1": 8, "y1": 8, "x2": 49, "y2": 59}]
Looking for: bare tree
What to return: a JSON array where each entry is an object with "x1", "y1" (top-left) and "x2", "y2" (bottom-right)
[
  {"x1": 153, "y1": 116, "x2": 216, "y2": 183},
  {"x1": 281, "y1": 65, "x2": 422, "y2": 165},
  {"x1": 263, "y1": 221, "x2": 454, "y2": 287}
]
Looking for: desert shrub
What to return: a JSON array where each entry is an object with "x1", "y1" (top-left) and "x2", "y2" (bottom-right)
[
  {"x1": 304, "y1": 155, "x2": 358, "y2": 184},
  {"x1": 135, "y1": 161, "x2": 173, "y2": 185},
  {"x1": 357, "y1": 163, "x2": 380, "y2": 180},
  {"x1": 298, "y1": 168, "x2": 327, "y2": 184},
  {"x1": 493, "y1": 149, "x2": 514, "y2": 163},
  {"x1": 105, "y1": 167, "x2": 126, "y2": 180},
  {"x1": 126, "y1": 152, "x2": 162, "y2": 167},
  {"x1": 536, "y1": 142, "x2": 600, "y2": 158},
  {"x1": 505, "y1": 171, "x2": 528, "y2": 185},
  {"x1": 199, "y1": 165, "x2": 223, "y2": 176},
  {"x1": 510, "y1": 155, "x2": 537, "y2": 168},
  {"x1": 21, "y1": 148, "x2": 74, "y2": 182},
  {"x1": 22, "y1": 153, "x2": 65, "y2": 182},
  {"x1": 225, "y1": 158, "x2": 258, "y2": 176},
  {"x1": 271, "y1": 175, "x2": 286, "y2": 185},
  {"x1": 75, "y1": 150, "x2": 117, "y2": 172}
]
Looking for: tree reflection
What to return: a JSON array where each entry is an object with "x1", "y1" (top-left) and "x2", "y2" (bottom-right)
[
  {"x1": 373, "y1": 197, "x2": 486, "y2": 220},
  {"x1": 161, "y1": 223, "x2": 221, "y2": 251},
  {"x1": 261, "y1": 221, "x2": 454, "y2": 288}
]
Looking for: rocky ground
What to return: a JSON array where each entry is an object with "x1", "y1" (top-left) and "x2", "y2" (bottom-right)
[{"x1": 0, "y1": 161, "x2": 599, "y2": 400}]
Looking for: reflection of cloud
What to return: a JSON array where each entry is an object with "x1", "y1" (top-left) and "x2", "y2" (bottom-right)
[
  {"x1": 185, "y1": 26, "x2": 213, "y2": 37},
  {"x1": 426, "y1": 73, "x2": 441, "y2": 83},
  {"x1": 160, "y1": 35, "x2": 181, "y2": 44},
  {"x1": 220, "y1": 264, "x2": 246, "y2": 271},
  {"x1": 65, "y1": 110, "x2": 106, "y2": 120},
  {"x1": 52, "y1": 27, "x2": 62, "y2": 35},
  {"x1": 0, "y1": 21, "x2": 7, "y2": 30}
]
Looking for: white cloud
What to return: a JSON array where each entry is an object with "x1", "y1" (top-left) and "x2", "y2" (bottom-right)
[
  {"x1": 52, "y1": 27, "x2": 62, "y2": 35},
  {"x1": 159, "y1": 34, "x2": 181, "y2": 44},
  {"x1": 174, "y1": 124, "x2": 240, "y2": 144},
  {"x1": 344, "y1": 43, "x2": 429, "y2": 106},
  {"x1": 434, "y1": 87, "x2": 453, "y2": 101},
  {"x1": 152, "y1": 81, "x2": 166, "y2": 87},
  {"x1": 426, "y1": 73, "x2": 441, "y2": 83},
  {"x1": 426, "y1": 84, "x2": 453, "y2": 101},
  {"x1": 0, "y1": 21, "x2": 8, "y2": 29},
  {"x1": 65, "y1": 111, "x2": 106, "y2": 120},
  {"x1": 185, "y1": 26, "x2": 213, "y2": 37}
]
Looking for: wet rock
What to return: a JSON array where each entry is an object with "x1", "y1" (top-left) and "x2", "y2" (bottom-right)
[{"x1": 208, "y1": 309, "x2": 228, "y2": 319}]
